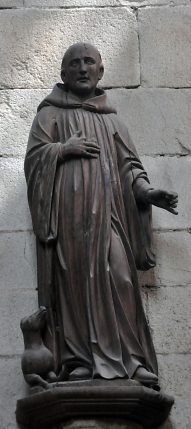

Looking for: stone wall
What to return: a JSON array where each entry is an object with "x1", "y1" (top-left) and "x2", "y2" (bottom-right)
[{"x1": 0, "y1": 1, "x2": 191, "y2": 428}]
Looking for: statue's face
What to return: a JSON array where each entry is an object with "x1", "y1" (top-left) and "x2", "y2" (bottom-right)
[{"x1": 61, "y1": 44, "x2": 104, "y2": 97}]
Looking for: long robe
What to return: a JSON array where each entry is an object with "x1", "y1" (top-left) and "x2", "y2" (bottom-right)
[{"x1": 25, "y1": 84, "x2": 157, "y2": 379}]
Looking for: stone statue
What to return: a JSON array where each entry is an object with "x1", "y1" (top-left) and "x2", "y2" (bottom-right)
[
  {"x1": 24, "y1": 43, "x2": 178, "y2": 390},
  {"x1": 20, "y1": 306, "x2": 57, "y2": 389}
]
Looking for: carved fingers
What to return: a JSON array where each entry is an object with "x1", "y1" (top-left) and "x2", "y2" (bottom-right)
[
  {"x1": 61, "y1": 130, "x2": 100, "y2": 160},
  {"x1": 163, "y1": 191, "x2": 178, "y2": 215},
  {"x1": 147, "y1": 189, "x2": 178, "y2": 215}
]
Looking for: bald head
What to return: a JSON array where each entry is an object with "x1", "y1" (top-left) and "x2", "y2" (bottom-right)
[
  {"x1": 61, "y1": 42, "x2": 104, "y2": 99},
  {"x1": 61, "y1": 43, "x2": 102, "y2": 70}
]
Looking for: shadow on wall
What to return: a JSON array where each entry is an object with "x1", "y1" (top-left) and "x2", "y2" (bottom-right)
[
  {"x1": 0, "y1": 7, "x2": 140, "y2": 89},
  {"x1": 1, "y1": 6, "x2": 190, "y2": 429}
]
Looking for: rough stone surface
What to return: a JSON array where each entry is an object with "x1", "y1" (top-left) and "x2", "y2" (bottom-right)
[
  {"x1": 139, "y1": 6, "x2": 191, "y2": 88},
  {"x1": 0, "y1": 358, "x2": 26, "y2": 429},
  {"x1": 125, "y1": 0, "x2": 189, "y2": 4},
  {"x1": 0, "y1": 0, "x2": 23, "y2": 6},
  {"x1": 0, "y1": 3, "x2": 190, "y2": 429},
  {"x1": 24, "y1": 0, "x2": 121, "y2": 6},
  {"x1": 142, "y1": 156, "x2": 191, "y2": 230},
  {"x1": 0, "y1": 8, "x2": 139, "y2": 89},
  {"x1": 0, "y1": 89, "x2": 48, "y2": 157},
  {"x1": 0, "y1": 289, "x2": 37, "y2": 355},
  {"x1": 0, "y1": 158, "x2": 32, "y2": 231},
  {"x1": 139, "y1": 231, "x2": 191, "y2": 287},
  {"x1": 107, "y1": 88, "x2": 191, "y2": 155},
  {"x1": 147, "y1": 286, "x2": 191, "y2": 354},
  {"x1": 158, "y1": 354, "x2": 191, "y2": 429},
  {"x1": 0, "y1": 231, "x2": 36, "y2": 290},
  {"x1": 24, "y1": 0, "x2": 191, "y2": 6},
  {"x1": 49, "y1": 419, "x2": 142, "y2": 429}
]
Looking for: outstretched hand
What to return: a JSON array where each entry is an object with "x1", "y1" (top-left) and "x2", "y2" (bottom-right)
[{"x1": 146, "y1": 189, "x2": 178, "y2": 215}]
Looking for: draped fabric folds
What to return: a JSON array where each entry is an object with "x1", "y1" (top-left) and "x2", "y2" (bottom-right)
[{"x1": 25, "y1": 84, "x2": 157, "y2": 379}]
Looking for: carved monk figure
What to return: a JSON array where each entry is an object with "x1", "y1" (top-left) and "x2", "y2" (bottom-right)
[{"x1": 25, "y1": 43, "x2": 178, "y2": 386}]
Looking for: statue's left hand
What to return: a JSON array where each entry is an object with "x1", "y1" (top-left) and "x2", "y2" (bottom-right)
[{"x1": 146, "y1": 189, "x2": 178, "y2": 215}]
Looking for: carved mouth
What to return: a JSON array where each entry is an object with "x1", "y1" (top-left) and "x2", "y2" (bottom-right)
[{"x1": 78, "y1": 78, "x2": 89, "y2": 82}]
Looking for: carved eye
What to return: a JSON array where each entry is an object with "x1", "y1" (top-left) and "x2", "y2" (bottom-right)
[
  {"x1": 70, "y1": 60, "x2": 79, "y2": 67},
  {"x1": 85, "y1": 58, "x2": 95, "y2": 65}
]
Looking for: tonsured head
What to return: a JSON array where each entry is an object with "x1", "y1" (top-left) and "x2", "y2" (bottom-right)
[{"x1": 61, "y1": 42, "x2": 104, "y2": 98}]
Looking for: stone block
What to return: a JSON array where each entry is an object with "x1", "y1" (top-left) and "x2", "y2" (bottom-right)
[
  {"x1": 122, "y1": 0, "x2": 189, "y2": 5},
  {"x1": 25, "y1": 0, "x2": 120, "y2": 6},
  {"x1": 157, "y1": 354, "x2": 191, "y2": 429},
  {"x1": 139, "y1": 231, "x2": 191, "y2": 287},
  {"x1": 0, "y1": 8, "x2": 139, "y2": 89},
  {"x1": 142, "y1": 156, "x2": 191, "y2": 230},
  {"x1": 139, "y1": 6, "x2": 191, "y2": 87},
  {"x1": 0, "y1": 89, "x2": 48, "y2": 157},
  {"x1": 107, "y1": 88, "x2": 191, "y2": 156},
  {"x1": 24, "y1": 0, "x2": 191, "y2": 6},
  {"x1": 61, "y1": 421, "x2": 142, "y2": 429},
  {"x1": 0, "y1": 158, "x2": 32, "y2": 231},
  {"x1": 0, "y1": 231, "x2": 36, "y2": 290},
  {"x1": 0, "y1": 0, "x2": 23, "y2": 6},
  {"x1": 0, "y1": 289, "x2": 38, "y2": 354},
  {"x1": 0, "y1": 357, "x2": 26, "y2": 429},
  {"x1": 147, "y1": 286, "x2": 191, "y2": 354}
]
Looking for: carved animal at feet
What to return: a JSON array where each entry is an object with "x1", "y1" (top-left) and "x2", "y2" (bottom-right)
[{"x1": 20, "y1": 306, "x2": 57, "y2": 388}]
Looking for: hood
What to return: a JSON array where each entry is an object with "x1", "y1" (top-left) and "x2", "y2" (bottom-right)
[{"x1": 37, "y1": 83, "x2": 117, "y2": 115}]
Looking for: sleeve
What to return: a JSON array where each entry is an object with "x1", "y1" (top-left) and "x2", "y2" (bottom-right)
[
  {"x1": 113, "y1": 120, "x2": 156, "y2": 271},
  {"x1": 24, "y1": 107, "x2": 63, "y2": 242}
]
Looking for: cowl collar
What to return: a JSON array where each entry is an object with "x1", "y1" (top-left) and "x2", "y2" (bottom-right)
[{"x1": 37, "y1": 83, "x2": 116, "y2": 114}]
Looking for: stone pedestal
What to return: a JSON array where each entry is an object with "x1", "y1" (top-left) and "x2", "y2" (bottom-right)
[
  {"x1": 57, "y1": 419, "x2": 143, "y2": 429},
  {"x1": 16, "y1": 379, "x2": 174, "y2": 429}
]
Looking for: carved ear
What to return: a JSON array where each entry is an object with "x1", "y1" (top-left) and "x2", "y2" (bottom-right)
[
  {"x1": 20, "y1": 316, "x2": 27, "y2": 331},
  {"x1": 61, "y1": 68, "x2": 65, "y2": 83},
  {"x1": 98, "y1": 63, "x2": 104, "y2": 81}
]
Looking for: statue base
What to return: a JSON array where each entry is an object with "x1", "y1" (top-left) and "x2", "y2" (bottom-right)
[
  {"x1": 16, "y1": 379, "x2": 174, "y2": 429},
  {"x1": 56, "y1": 419, "x2": 143, "y2": 429}
]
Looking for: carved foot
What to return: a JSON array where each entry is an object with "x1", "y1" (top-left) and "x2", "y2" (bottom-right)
[
  {"x1": 24, "y1": 373, "x2": 50, "y2": 389},
  {"x1": 133, "y1": 367, "x2": 160, "y2": 390},
  {"x1": 69, "y1": 366, "x2": 92, "y2": 381},
  {"x1": 46, "y1": 371, "x2": 57, "y2": 382}
]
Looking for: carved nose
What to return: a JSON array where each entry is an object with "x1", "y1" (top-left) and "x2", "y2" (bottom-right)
[{"x1": 79, "y1": 60, "x2": 87, "y2": 73}]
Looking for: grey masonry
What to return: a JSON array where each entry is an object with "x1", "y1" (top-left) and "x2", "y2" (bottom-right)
[{"x1": 0, "y1": 2, "x2": 190, "y2": 429}]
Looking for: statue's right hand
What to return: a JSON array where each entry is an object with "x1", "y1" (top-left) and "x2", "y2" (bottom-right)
[{"x1": 60, "y1": 130, "x2": 100, "y2": 160}]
